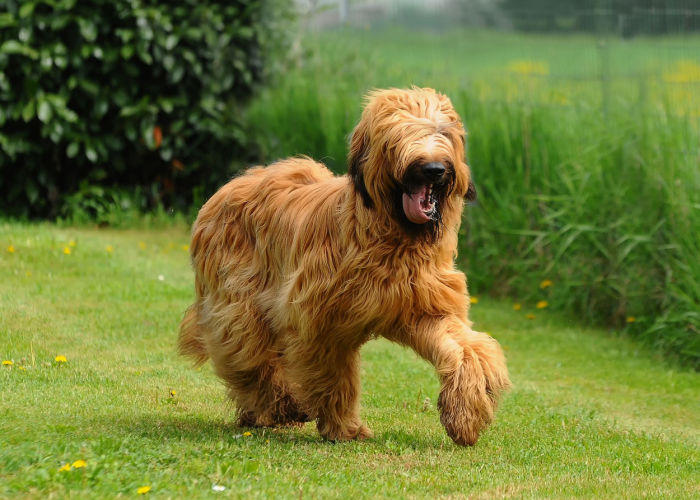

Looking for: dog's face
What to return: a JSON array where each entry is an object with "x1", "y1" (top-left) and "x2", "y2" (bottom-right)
[{"x1": 348, "y1": 88, "x2": 475, "y2": 240}]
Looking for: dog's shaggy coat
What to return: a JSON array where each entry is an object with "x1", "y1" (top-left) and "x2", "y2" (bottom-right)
[{"x1": 179, "y1": 87, "x2": 510, "y2": 445}]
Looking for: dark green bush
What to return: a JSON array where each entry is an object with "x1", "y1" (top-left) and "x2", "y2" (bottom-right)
[{"x1": 0, "y1": 0, "x2": 293, "y2": 218}]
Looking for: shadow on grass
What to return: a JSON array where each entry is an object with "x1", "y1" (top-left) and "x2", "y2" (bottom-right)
[{"x1": 101, "y1": 413, "x2": 448, "y2": 450}]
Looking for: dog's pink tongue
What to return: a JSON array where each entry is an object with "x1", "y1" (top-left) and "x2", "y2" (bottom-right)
[{"x1": 402, "y1": 187, "x2": 431, "y2": 224}]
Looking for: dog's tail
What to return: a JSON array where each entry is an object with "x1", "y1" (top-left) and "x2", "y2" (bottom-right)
[{"x1": 178, "y1": 303, "x2": 209, "y2": 366}]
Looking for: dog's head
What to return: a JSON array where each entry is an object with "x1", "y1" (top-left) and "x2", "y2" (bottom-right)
[{"x1": 348, "y1": 87, "x2": 475, "y2": 240}]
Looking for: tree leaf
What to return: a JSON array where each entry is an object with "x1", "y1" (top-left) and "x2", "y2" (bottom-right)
[
  {"x1": 66, "y1": 142, "x2": 80, "y2": 158},
  {"x1": 37, "y1": 100, "x2": 52, "y2": 123}
]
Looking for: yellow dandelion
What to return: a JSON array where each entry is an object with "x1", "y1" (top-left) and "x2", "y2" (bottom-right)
[
  {"x1": 525, "y1": 313, "x2": 536, "y2": 320},
  {"x1": 137, "y1": 486, "x2": 151, "y2": 495},
  {"x1": 243, "y1": 431, "x2": 252, "y2": 437},
  {"x1": 55, "y1": 355, "x2": 67, "y2": 363},
  {"x1": 540, "y1": 279, "x2": 553, "y2": 289},
  {"x1": 469, "y1": 296, "x2": 479, "y2": 304},
  {"x1": 19, "y1": 366, "x2": 26, "y2": 371},
  {"x1": 71, "y1": 459, "x2": 87, "y2": 468},
  {"x1": 169, "y1": 389, "x2": 176, "y2": 397},
  {"x1": 58, "y1": 463, "x2": 71, "y2": 472},
  {"x1": 507, "y1": 60, "x2": 549, "y2": 76},
  {"x1": 513, "y1": 303, "x2": 522, "y2": 311},
  {"x1": 7, "y1": 245, "x2": 15, "y2": 253},
  {"x1": 2, "y1": 360, "x2": 13, "y2": 366},
  {"x1": 63, "y1": 246, "x2": 71, "y2": 255},
  {"x1": 139, "y1": 241, "x2": 147, "y2": 250},
  {"x1": 69, "y1": 240, "x2": 76, "y2": 247},
  {"x1": 536, "y1": 301, "x2": 549, "y2": 309},
  {"x1": 181, "y1": 244, "x2": 189, "y2": 252},
  {"x1": 663, "y1": 60, "x2": 700, "y2": 84},
  {"x1": 25, "y1": 271, "x2": 32, "y2": 277},
  {"x1": 105, "y1": 245, "x2": 114, "y2": 253},
  {"x1": 626, "y1": 316, "x2": 636, "y2": 323}
]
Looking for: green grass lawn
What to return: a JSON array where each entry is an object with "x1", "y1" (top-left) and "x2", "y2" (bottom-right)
[{"x1": 1, "y1": 223, "x2": 698, "y2": 498}]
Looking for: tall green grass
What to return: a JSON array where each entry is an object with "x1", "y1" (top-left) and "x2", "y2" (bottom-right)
[{"x1": 247, "y1": 28, "x2": 700, "y2": 366}]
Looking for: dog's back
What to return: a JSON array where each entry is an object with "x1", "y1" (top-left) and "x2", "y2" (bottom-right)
[{"x1": 178, "y1": 157, "x2": 346, "y2": 363}]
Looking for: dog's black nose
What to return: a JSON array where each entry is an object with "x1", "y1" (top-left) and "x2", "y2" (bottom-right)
[{"x1": 423, "y1": 162, "x2": 445, "y2": 180}]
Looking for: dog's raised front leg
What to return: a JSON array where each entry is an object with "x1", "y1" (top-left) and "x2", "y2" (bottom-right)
[
  {"x1": 283, "y1": 336, "x2": 372, "y2": 442},
  {"x1": 392, "y1": 317, "x2": 510, "y2": 445}
]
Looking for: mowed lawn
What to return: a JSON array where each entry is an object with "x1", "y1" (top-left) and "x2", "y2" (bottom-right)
[{"x1": 1, "y1": 223, "x2": 698, "y2": 498}]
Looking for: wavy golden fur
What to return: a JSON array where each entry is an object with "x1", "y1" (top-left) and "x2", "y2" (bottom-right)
[{"x1": 179, "y1": 87, "x2": 510, "y2": 445}]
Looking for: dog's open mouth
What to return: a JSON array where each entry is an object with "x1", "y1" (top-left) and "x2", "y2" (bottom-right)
[{"x1": 402, "y1": 184, "x2": 436, "y2": 224}]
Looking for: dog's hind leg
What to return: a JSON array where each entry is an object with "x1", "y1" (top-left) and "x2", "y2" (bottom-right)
[
  {"x1": 220, "y1": 362, "x2": 310, "y2": 428},
  {"x1": 282, "y1": 336, "x2": 372, "y2": 441},
  {"x1": 203, "y1": 299, "x2": 310, "y2": 428}
]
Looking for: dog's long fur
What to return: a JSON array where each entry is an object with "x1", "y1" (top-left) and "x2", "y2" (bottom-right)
[{"x1": 179, "y1": 87, "x2": 510, "y2": 445}]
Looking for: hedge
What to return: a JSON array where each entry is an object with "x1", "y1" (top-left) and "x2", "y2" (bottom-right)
[{"x1": 0, "y1": 0, "x2": 293, "y2": 218}]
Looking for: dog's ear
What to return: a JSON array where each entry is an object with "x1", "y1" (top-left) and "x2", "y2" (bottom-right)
[
  {"x1": 465, "y1": 180, "x2": 477, "y2": 202},
  {"x1": 348, "y1": 120, "x2": 373, "y2": 208}
]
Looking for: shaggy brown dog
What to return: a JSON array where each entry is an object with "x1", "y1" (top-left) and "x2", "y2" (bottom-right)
[{"x1": 179, "y1": 87, "x2": 510, "y2": 445}]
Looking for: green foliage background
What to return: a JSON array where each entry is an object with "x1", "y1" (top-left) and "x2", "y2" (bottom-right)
[{"x1": 0, "y1": 0, "x2": 292, "y2": 218}]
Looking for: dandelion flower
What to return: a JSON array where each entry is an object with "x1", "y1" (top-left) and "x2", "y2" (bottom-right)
[
  {"x1": 58, "y1": 463, "x2": 71, "y2": 472},
  {"x1": 536, "y1": 301, "x2": 549, "y2": 309},
  {"x1": 71, "y1": 459, "x2": 87, "y2": 468},
  {"x1": 626, "y1": 316, "x2": 636, "y2": 323},
  {"x1": 540, "y1": 279, "x2": 553, "y2": 289},
  {"x1": 25, "y1": 271, "x2": 32, "y2": 277},
  {"x1": 2, "y1": 360, "x2": 13, "y2": 366},
  {"x1": 55, "y1": 355, "x2": 67, "y2": 363},
  {"x1": 469, "y1": 296, "x2": 479, "y2": 304},
  {"x1": 243, "y1": 431, "x2": 252, "y2": 437},
  {"x1": 139, "y1": 241, "x2": 147, "y2": 250},
  {"x1": 525, "y1": 313, "x2": 536, "y2": 320},
  {"x1": 513, "y1": 303, "x2": 522, "y2": 311},
  {"x1": 506, "y1": 60, "x2": 549, "y2": 76},
  {"x1": 63, "y1": 246, "x2": 71, "y2": 255},
  {"x1": 169, "y1": 389, "x2": 176, "y2": 397},
  {"x1": 105, "y1": 245, "x2": 114, "y2": 253},
  {"x1": 19, "y1": 366, "x2": 26, "y2": 371},
  {"x1": 182, "y1": 244, "x2": 189, "y2": 252},
  {"x1": 7, "y1": 245, "x2": 15, "y2": 253},
  {"x1": 137, "y1": 486, "x2": 151, "y2": 495}
]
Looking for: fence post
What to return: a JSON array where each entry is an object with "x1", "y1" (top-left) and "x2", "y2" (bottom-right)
[
  {"x1": 339, "y1": 0, "x2": 348, "y2": 23},
  {"x1": 596, "y1": 3, "x2": 612, "y2": 119}
]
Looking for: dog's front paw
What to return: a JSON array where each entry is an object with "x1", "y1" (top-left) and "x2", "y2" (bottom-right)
[
  {"x1": 437, "y1": 334, "x2": 510, "y2": 446},
  {"x1": 438, "y1": 389, "x2": 487, "y2": 446}
]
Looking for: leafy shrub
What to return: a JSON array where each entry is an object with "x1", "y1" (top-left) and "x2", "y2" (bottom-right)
[{"x1": 0, "y1": 0, "x2": 293, "y2": 218}]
